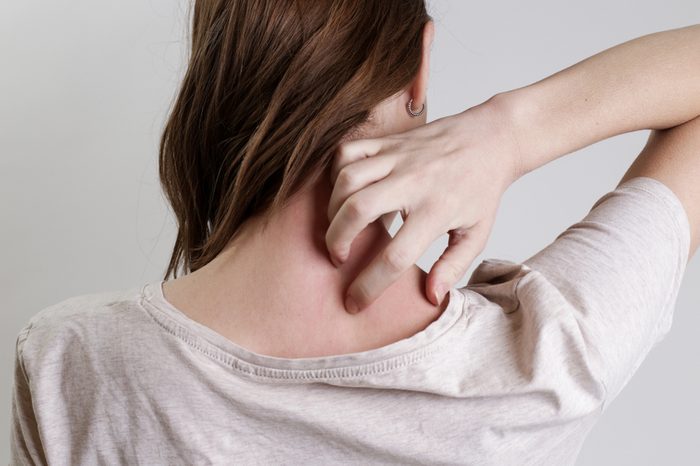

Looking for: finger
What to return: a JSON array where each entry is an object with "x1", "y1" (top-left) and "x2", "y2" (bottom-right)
[
  {"x1": 330, "y1": 137, "x2": 385, "y2": 185},
  {"x1": 426, "y1": 223, "x2": 489, "y2": 306},
  {"x1": 345, "y1": 211, "x2": 443, "y2": 313},
  {"x1": 327, "y1": 155, "x2": 395, "y2": 224},
  {"x1": 326, "y1": 176, "x2": 404, "y2": 265}
]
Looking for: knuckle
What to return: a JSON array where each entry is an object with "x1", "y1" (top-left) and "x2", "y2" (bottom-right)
[
  {"x1": 382, "y1": 246, "x2": 410, "y2": 274},
  {"x1": 439, "y1": 260, "x2": 464, "y2": 282},
  {"x1": 416, "y1": 201, "x2": 449, "y2": 230},
  {"x1": 336, "y1": 167, "x2": 355, "y2": 188},
  {"x1": 325, "y1": 233, "x2": 344, "y2": 260},
  {"x1": 350, "y1": 280, "x2": 372, "y2": 307},
  {"x1": 418, "y1": 198, "x2": 441, "y2": 219},
  {"x1": 337, "y1": 141, "x2": 353, "y2": 162},
  {"x1": 344, "y1": 195, "x2": 366, "y2": 221},
  {"x1": 333, "y1": 246, "x2": 348, "y2": 262}
]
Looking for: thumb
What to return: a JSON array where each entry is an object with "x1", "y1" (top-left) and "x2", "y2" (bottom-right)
[{"x1": 427, "y1": 227, "x2": 487, "y2": 305}]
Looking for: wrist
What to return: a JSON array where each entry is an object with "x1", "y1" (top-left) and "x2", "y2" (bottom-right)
[
  {"x1": 476, "y1": 91, "x2": 532, "y2": 184},
  {"x1": 488, "y1": 88, "x2": 541, "y2": 181},
  {"x1": 452, "y1": 90, "x2": 539, "y2": 189},
  {"x1": 493, "y1": 82, "x2": 582, "y2": 181}
]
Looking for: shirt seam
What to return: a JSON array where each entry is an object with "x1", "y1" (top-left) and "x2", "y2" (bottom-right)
[
  {"x1": 138, "y1": 290, "x2": 467, "y2": 381},
  {"x1": 15, "y1": 322, "x2": 33, "y2": 384}
]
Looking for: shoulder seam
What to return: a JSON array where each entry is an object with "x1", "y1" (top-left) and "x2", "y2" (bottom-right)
[{"x1": 15, "y1": 320, "x2": 35, "y2": 383}]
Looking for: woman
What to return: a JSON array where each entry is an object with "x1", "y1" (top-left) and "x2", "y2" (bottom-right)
[{"x1": 11, "y1": 1, "x2": 698, "y2": 464}]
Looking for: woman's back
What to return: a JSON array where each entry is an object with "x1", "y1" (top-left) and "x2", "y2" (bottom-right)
[
  {"x1": 12, "y1": 176, "x2": 690, "y2": 465},
  {"x1": 9, "y1": 0, "x2": 700, "y2": 462}
]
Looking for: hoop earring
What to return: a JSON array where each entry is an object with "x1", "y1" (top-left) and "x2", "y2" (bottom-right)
[{"x1": 406, "y1": 98, "x2": 425, "y2": 117}]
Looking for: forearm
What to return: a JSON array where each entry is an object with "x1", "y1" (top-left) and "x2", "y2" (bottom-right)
[{"x1": 496, "y1": 24, "x2": 700, "y2": 179}]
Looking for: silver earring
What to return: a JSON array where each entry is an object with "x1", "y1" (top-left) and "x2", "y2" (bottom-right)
[{"x1": 406, "y1": 98, "x2": 425, "y2": 117}]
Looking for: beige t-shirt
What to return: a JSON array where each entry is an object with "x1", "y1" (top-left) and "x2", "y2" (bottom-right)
[{"x1": 11, "y1": 176, "x2": 691, "y2": 465}]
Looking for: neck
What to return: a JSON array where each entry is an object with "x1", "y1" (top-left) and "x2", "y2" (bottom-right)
[{"x1": 169, "y1": 170, "x2": 444, "y2": 357}]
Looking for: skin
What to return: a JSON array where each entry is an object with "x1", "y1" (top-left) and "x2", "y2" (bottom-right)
[
  {"x1": 162, "y1": 21, "x2": 441, "y2": 358},
  {"x1": 163, "y1": 22, "x2": 700, "y2": 358},
  {"x1": 324, "y1": 23, "x2": 700, "y2": 312}
]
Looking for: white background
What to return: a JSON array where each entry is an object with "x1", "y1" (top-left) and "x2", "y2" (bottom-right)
[{"x1": 2, "y1": 1, "x2": 699, "y2": 464}]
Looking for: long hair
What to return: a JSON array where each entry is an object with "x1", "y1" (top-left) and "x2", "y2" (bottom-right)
[{"x1": 159, "y1": 0, "x2": 432, "y2": 279}]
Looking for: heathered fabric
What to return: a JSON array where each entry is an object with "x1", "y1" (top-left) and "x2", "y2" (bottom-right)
[{"x1": 10, "y1": 176, "x2": 691, "y2": 465}]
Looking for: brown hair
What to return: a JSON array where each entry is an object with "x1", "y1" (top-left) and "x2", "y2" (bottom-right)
[{"x1": 159, "y1": 0, "x2": 432, "y2": 280}]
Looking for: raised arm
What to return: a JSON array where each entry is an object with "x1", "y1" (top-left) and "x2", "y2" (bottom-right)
[
  {"x1": 326, "y1": 24, "x2": 700, "y2": 311},
  {"x1": 495, "y1": 24, "x2": 700, "y2": 257},
  {"x1": 618, "y1": 116, "x2": 700, "y2": 261}
]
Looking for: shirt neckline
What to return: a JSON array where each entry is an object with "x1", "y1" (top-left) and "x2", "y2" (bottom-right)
[{"x1": 138, "y1": 279, "x2": 468, "y2": 380}]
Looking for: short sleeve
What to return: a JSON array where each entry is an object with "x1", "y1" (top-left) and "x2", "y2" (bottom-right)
[
  {"x1": 11, "y1": 323, "x2": 48, "y2": 465},
  {"x1": 521, "y1": 176, "x2": 691, "y2": 412}
]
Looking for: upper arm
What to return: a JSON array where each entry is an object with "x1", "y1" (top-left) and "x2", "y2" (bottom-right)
[
  {"x1": 512, "y1": 118, "x2": 697, "y2": 413},
  {"x1": 11, "y1": 325, "x2": 48, "y2": 466},
  {"x1": 521, "y1": 175, "x2": 691, "y2": 411},
  {"x1": 619, "y1": 115, "x2": 700, "y2": 261}
]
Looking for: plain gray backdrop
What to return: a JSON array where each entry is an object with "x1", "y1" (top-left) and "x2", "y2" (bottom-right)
[{"x1": 2, "y1": 1, "x2": 698, "y2": 464}]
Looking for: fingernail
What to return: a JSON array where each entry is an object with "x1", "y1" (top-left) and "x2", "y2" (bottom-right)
[
  {"x1": 434, "y1": 283, "x2": 447, "y2": 304},
  {"x1": 345, "y1": 295, "x2": 359, "y2": 314}
]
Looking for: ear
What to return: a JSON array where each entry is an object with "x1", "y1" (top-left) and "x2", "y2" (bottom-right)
[{"x1": 410, "y1": 19, "x2": 434, "y2": 109}]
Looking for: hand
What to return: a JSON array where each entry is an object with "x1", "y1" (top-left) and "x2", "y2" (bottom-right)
[{"x1": 325, "y1": 95, "x2": 523, "y2": 313}]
